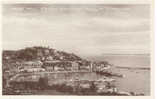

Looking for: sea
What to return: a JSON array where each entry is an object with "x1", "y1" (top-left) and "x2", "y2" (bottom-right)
[{"x1": 87, "y1": 54, "x2": 151, "y2": 95}]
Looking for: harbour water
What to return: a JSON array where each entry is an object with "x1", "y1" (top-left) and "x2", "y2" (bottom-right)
[
  {"x1": 96, "y1": 54, "x2": 150, "y2": 95},
  {"x1": 113, "y1": 68, "x2": 150, "y2": 95}
]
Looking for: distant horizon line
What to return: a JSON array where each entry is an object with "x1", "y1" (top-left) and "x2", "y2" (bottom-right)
[{"x1": 102, "y1": 53, "x2": 150, "y2": 55}]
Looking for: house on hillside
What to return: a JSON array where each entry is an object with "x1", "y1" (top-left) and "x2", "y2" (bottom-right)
[
  {"x1": 71, "y1": 62, "x2": 79, "y2": 71},
  {"x1": 20, "y1": 68, "x2": 45, "y2": 73},
  {"x1": 43, "y1": 60, "x2": 66, "y2": 72},
  {"x1": 22, "y1": 60, "x2": 43, "y2": 68},
  {"x1": 18, "y1": 61, "x2": 44, "y2": 73}
]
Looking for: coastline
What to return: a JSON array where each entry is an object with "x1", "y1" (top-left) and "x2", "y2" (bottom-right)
[
  {"x1": 112, "y1": 66, "x2": 150, "y2": 95},
  {"x1": 115, "y1": 66, "x2": 150, "y2": 70}
]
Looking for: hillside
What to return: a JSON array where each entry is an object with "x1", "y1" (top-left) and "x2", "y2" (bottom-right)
[{"x1": 3, "y1": 46, "x2": 83, "y2": 62}]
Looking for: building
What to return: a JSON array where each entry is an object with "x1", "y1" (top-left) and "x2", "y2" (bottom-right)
[
  {"x1": 45, "y1": 66, "x2": 55, "y2": 72},
  {"x1": 46, "y1": 56, "x2": 54, "y2": 61},
  {"x1": 20, "y1": 68, "x2": 45, "y2": 73},
  {"x1": 43, "y1": 60, "x2": 59, "y2": 71},
  {"x1": 43, "y1": 61, "x2": 73, "y2": 72},
  {"x1": 17, "y1": 61, "x2": 44, "y2": 73},
  {"x1": 71, "y1": 62, "x2": 79, "y2": 71},
  {"x1": 18, "y1": 61, "x2": 43, "y2": 68}
]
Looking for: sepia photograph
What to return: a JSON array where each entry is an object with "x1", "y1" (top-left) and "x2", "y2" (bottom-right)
[{"x1": 2, "y1": 3, "x2": 151, "y2": 96}]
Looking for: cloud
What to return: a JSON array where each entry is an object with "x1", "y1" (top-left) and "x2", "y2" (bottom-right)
[{"x1": 2, "y1": 4, "x2": 150, "y2": 55}]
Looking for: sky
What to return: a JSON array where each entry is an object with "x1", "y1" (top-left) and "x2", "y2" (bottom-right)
[{"x1": 2, "y1": 4, "x2": 150, "y2": 56}]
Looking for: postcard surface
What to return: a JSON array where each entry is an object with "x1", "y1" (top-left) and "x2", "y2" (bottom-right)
[{"x1": 1, "y1": 0, "x2": 154, "y2": 98}]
